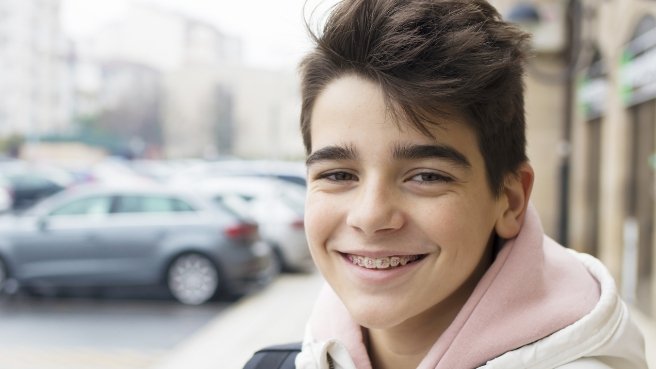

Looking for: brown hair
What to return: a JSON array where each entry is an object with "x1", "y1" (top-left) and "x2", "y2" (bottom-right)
[{"x1": 299, "y1": 0, "x2": 531, "y2": 195}]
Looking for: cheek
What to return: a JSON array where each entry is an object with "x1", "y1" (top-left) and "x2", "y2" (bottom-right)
[
  {"x1": 304, "y1": 193, "x2": 340, "y2": 251},
  {"x1": 419, "y1": 198, "x2": 496, "y2": 252},
  {"x1": 420, "y1": 199, "x2": 471, "y2": 233}
]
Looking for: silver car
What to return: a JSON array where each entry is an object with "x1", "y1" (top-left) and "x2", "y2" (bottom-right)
[{"x1": 0, "y1": 183, "x2": 278, "y2": 304}]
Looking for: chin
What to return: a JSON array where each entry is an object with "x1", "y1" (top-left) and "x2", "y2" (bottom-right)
[{"x1": 344, "y1": 295, "x2": 411, "y2": 330}]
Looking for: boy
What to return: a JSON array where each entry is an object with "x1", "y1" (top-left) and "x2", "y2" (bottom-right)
[{"x1": 247, "y1": 0, "x2": 648, "y2": 368}]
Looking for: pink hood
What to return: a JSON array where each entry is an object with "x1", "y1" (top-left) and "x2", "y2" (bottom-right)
[{"x1": 306, "y1": 205, "x2": 601, "y2": 368}]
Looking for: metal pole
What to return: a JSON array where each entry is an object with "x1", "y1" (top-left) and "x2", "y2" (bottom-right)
[{"x1": 557, "y1": 0, "x2": 581, "y2": 246}]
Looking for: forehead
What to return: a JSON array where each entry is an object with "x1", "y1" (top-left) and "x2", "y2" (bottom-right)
[
  {"x1": 309, "y1": 75, "x2": 479, "y2": 155},
  {"x1": 311, "y1": 75, "x2": 389, "y2": 128}
]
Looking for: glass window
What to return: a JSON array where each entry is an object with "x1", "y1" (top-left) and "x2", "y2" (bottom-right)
[
  {"x1": 171, "y1": 198, "x2": 196, "y2": 212},
  {"x1": 212, "y1": 194, "x2": 252, "y2": 221},
  {"x1": 50, "y1": 196, "x2": 112, "y2": 216},
  {"x1": 140, "y1": 196, "x2": 171, "y2": 213},
  {"x1": 8, "y1": 174, "x2": 56, "y2": 190},
  {"x1": 115, "y1": 195, "x2": 196, "y2": 214}
]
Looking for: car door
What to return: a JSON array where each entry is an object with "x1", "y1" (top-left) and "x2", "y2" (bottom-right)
[
  {"x1": 92, "y1": 194, "x2": 199, "y2": 284},
  {"x1": 12, "y1": 194, "x2": 113, "y2": 285}
]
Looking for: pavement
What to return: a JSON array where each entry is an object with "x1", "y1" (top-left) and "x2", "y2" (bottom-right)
[
  {"x1": 154, "y1": 272, "x2": 324, "y2": 369},
  {"x1": 154, "y1": 272, "x2": 656, "y2": 369},
  {"x1": 0, "y1": 346, "x2": 163, "y2": 369}
]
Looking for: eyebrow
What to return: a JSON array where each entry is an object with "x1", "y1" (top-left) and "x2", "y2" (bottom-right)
[
  {"x1": 305, "y1": 143, "x2": 471, "y2": 168},
  {"x1": 393, "y1": 144, "x2": 471, "y2": 168},
  {"x1": 306, "y1": 145, "x2": 358, "y2": 166}
]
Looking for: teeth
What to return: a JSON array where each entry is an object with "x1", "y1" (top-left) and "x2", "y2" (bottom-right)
[{"x1": 347, "y1": 254, "x2": 421, "y2": 269}]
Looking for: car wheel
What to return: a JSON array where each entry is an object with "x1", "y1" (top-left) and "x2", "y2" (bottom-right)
[{"x1": 167, "y1": 253, "x2": 219, "y2": 305}]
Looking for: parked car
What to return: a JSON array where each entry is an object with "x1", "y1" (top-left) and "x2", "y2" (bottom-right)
[
  {"x1": 0, "y1": 183, "x2": 278, "y2": 304},
  {"x1": 194, "y1": 176, "x2": 313, "y2": 272},
  {"x1": 169, "y1": 159, "x2": 307, "y2": 187},
  {"x1": 0, "y1": 161, "x2": 75, "y2": 211},
  {"x1": 0, "y1": 177, "x2": 12, "y2": 213}
]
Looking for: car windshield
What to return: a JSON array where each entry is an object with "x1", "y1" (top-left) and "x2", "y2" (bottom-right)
[{"x1": 211, "y1": 194, "x2": 256, "y2": 223}]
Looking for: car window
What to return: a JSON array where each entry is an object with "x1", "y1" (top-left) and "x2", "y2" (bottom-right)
[
  {"x1": 49, "y1": 196, "x2": 112, "y2": 216},
  {"x1": 171, "y1": 198, "x2": 196, "y2": 212},
  {"x1": 114, "y1": 195, "x2": 197, "y2": 214},
  {"x1": 212, "y1": 195, "x2": 254, "y2": 221},
  {"x1": 8, "y1": 174, "x2": 57, "y2": 190}
]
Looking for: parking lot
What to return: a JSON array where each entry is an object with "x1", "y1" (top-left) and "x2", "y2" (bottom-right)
[
  {"x1": 0, "y1": 273, "x2": 322, "y2": 369},
  {"x1": 0, "y1": 288, "x2": 228, "y2": 369},
  {"x1": 0, "y1": 158, "x2": 313, "y2": 368}
]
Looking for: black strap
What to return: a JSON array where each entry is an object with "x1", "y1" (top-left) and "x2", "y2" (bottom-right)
[{"x1": 243, "y1": 342, "x2": 302, "y2": 369}]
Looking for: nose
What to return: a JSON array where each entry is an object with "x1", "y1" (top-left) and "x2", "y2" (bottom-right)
[{"x1": 346, "y1": 177, "x2": 404, "y2": 236}]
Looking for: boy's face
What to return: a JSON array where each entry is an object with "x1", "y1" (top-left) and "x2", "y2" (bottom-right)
[{"x1": 305, "y1": 75, "x2": 511, "y2": 329}]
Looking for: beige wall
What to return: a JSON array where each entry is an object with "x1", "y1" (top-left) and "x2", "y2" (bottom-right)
[{"x1": 524, "y1": 55, "x2": 566, "y2": 239}]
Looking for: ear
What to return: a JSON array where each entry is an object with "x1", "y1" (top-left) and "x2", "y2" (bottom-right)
[{"x1": 494, "y1": 162, "x2": 534, "y2": 239}]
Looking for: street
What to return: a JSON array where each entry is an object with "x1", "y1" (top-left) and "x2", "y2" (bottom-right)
[{"x1": 0, "y1": 287, "x2": 228, "y2": 369}]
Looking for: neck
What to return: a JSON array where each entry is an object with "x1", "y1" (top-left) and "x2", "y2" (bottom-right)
[{"x1": 366, "y1": 241, "x2": 494, "y2": 369}]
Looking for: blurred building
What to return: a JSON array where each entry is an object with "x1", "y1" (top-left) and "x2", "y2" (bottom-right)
[
  {"x1": 72, "y1": 3, "x2": 304, "y2": 160},
  {"x1": 1, "y1": 1, "x2": 304, "y2": 161},
  {"x1": 72, "y1": 3, "x2": 243, "y2": 158},
  {"x1": 0, "y1": 0, "x2": 70, "y2": 139},
  {"x1": 78, "y1": 3, "x2": 241, "y2": 72},
  {"x1": 161, "y1": 67, "x2": 233, "y2": 158},
  {"x1": 494, "y1": 0, "x2": 656, "y2": 321},
  {"x1": 213, "y1": 66, "x2": 304, "y2": 160},
  {"x1": 569, "y1": 0, "x2": 656, "y2": 320},
  {"x1": 160, "y1": 65, "x2": 303, "y2": 160}
]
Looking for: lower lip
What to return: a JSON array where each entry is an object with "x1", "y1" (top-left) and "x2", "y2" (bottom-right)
[{"x1": 339, "y1": 253, "x2": 425, "y2": 286}]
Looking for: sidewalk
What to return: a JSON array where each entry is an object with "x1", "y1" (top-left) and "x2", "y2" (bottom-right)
[
  {"x1": 154, "y1": 272, "x2": 324, "y2": 369},
  {"x1": 0, "y1": 346, "x2": 163, "y2": 369}
]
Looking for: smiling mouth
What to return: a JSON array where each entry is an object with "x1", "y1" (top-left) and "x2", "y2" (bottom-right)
[{"x1": 345, "y1": 254, "x2": 427, "y2": 270}]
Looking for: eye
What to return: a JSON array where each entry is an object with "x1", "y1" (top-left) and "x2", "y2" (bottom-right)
[
  {"x1": 317, "y1": 171, "x2": 357, "y2": 182},
  {"x1": 409, "y1": 172, "x2": 453, "y2": 184}
]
